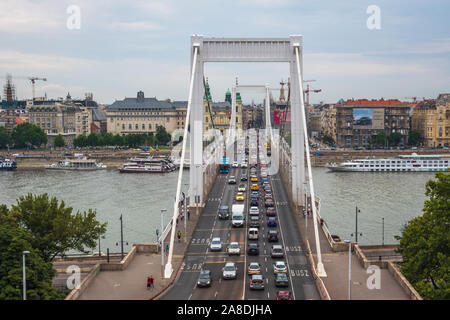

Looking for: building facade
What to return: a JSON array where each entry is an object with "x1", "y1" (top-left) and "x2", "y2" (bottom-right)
[
  {"x1": 335, "y1": 99, "x2": 410, "y2": 148},
  {"x1": 411, "y1": 93, "x2": 450, "y2": 148},
  {"x1": 321, "y1": 105, "x2": 337, "y2": 143},
  {"x1": 106, "y1": 91, "x2": 187, "y2": 136}
]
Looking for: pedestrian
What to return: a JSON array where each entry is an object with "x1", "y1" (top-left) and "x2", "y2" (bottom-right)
[
  {"x1": 187, "y1": 210, "x2": 190, "y2": 220},
  {"x1": 147, "y1": 276, "x2": 151, "y2": 289},
  {"x1": 181, "y1": 212, "x2": 184, "y2": 221},
  {"x1": 177, "y1": 231, "x2": 181, "y2": 242},
  {"x1": 165, "y1": 244, "x2": 169, "y2": 255},
  {"x1": 150, "y1": 275, "x2": 154, "y2": 289}
]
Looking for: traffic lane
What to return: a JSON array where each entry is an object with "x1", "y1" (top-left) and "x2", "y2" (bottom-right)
[{"x1": 270, "y1": 173, "x2": 319, "y2": 300}]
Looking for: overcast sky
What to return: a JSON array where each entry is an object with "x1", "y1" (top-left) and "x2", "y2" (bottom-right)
[{"x1": 1, "y1": 0, "x2": 449, "y2": 105}]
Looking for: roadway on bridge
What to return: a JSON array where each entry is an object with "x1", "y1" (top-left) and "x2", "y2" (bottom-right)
[{"x1": 161, "y1": 134, "x2": 319, "y2": 300}]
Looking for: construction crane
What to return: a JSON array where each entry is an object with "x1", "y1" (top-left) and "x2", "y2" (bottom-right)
[
  {"x1": 28, "y1": 77, "x2": 47, "y2": 100},
  {"x1": 303, "y1": 80, "x2": 321, "y2": 106}
]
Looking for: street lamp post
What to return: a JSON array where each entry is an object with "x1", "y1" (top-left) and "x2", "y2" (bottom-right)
[
  {"x1": 160, "y1": 208, "x2": 167, "y2": 278},
  {"x1": 344, "y1": 240, "x2": 352, "y2": 300},
  {"x1": 22, "y1": 250, "x2": 30, "y2": 300}
]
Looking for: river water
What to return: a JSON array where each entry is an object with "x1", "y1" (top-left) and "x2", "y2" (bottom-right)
[{"x1": 0, "y1": 167, "x2": 435, "y2": 253}]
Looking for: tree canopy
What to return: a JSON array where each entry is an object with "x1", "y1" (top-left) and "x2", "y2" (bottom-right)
[
  {"x1": 155, "y1": 125, "x2": 171, "y2": 146},
  {"x1": 11, "y1": 123, "x2": 47, "y2": 148},
  {"x1": 396, "y1": 171, "x2": 450, "y2": 299},
  {"x1": 0, "y1": 126, "x2": 11, "y2": 148},
  {"x1": 408, "y1": 130, "x2": 422, "y2": 146},
  {"x1": 389, "y1": 132, "x2": 403, "y2": 146},
  {"x1": 54, "y1": 134, "x2": 65, "y2": 148},
  {"x1": 6, "y1": 193, "x2": 107, "y2": 262},
  {"x1": 375, "y1": 131, "x2": 387, "y2": 146}
]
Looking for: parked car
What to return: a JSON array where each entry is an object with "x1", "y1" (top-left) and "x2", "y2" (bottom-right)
[
  {"x1": 210, "y1": 237, "x2": 222, "y2": 251},
  {"x1": 247, "y1": 262, "x2": 261, "y2": 275},
  {"x1": 197, "y1": 270, "x2": 212, "y2": 287},
  {"x1": 222, "y1": 262, "x2": 237, "y2": 280},
  {"x1": 249, "y1": 274, "x2": 265, "y2": 290}
]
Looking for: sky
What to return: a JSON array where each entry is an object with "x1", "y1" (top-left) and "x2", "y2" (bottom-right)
[{"x1": 0, "y1": 0, "x2": 449, "y2": 105}]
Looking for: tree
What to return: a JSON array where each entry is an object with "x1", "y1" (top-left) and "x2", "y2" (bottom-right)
[
  {"x1": 389, "y1": 132, "x2": 403, "y2": 146},
  {"x1": 54, "y1": 134, "x2": 65, "y2": 148},
  {"x1": 0, "y1": 126, "x2": 11, "y2": 148},
  {"x1": 112, "y1": 134, "x2": 124, "y2": 146},
  {"x1": 409, "y1": 130, "x2": 422, "y2": 146},
  {"x1": 155, "y1": 126, "x2": 171, "y2": 146},
  {"x1": 11, "y1": 123, "x2": 47, "y2": 148},
  {"x1": 87, "y1": 133, "x2": 101, "y2": 147},
  {"x1": 101, "y1": 133, "x2": 114, "y2": 146},
  {"x1": 73, "y1": 134, "x2": 88, "y2": 148},
  {"x1": 8, "y1": 193, "x2": 107, "y2": 262},
  {"x1": 322, "y1": 135, "x2": 334, "y2": 146},
  {"x1": 0, "y1": 222, "x2": 65, "y2": 300},
  {"x1": 375, "y1": 131, "x2": 387, "y2": 146},
  {"x1": 396, "y1": 171, "x2": 450, "y2": 299}
]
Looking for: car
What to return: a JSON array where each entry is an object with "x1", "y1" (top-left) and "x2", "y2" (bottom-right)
[
  {"x1": 271, "y1": 245, "x2": 284, "y2": 258},
  {"x1": 264, "y1": 192, "x2": 273, "y2": 200},
  {"x1": 249, "y1": 274, "x2": 265, "y2": 290},
  {"x1": 266, "y1": 207, "x2": 276, "y2": 216},
  {"x1": 268, "y1": 230, "x2": 279, "y2": 242},
  {"x1": 210, "y1": 237, "x2": 222, "y2": 251},
  {"x1": 228, "y1": 176, "x2": 236, "y2": 184},
  {"x1": 240, "y1": 171, "x2": 248, "y2": 181},
  {"x1": 276, "y1": 290, "x2": 292, "y2": 300},
  {"x1": 247, "y1": 262, "x2": 261, "y2": 275},
  {"x1": 274, "y1": 273, "x2": 289, "y2": 287},
  {"x1": 264, "y1": 185, "x2": 272, "y2": 192},
  {"x1": 248, "y1": 215, "x2": 260, "y2": 228},
  {"x1": 227, "y1": 242, "x2": 241, "y2": 255},
  {"x1": 261, "y1": 178, "x2": 269, "y2": 185},
  {"x1": 235, "y1": 192, "x2": 245, "y2": 201},
  {"x1": 238, "y1": 184, "x2": 246, "y2": 192},
  {"x1": 232, "y1": 161, "x2": 239, "y2": 168},
  {"x1": 241, "y1": 162, "x2": 248, "y2": 168},
  {"x1": 222, "y1": 262, "x2": 237, "y2": 280},
  {"x1": 250, "y1": 198, "x2": 259, "y2": 206},
  {"x1": 247, "y1": 242, "x2": 260, "y2": 255},
  {"x1": 218, "y1": 205, "x2": 230, "y2": 220},
  {"x1": 249, "y1": 206, "x2": 259, "y2": 216},
  {"x1": 265, "y1": 199, "x2": 274, "y2": 207},
  {"x1": 273, "y1": 261, "x2": 287, "y2": 274},
  {"x1": 250, "y1": 191, "x2": 259, "y2": 198},
  {"x1": 251, "y1": 184, "x2": 259, "y2": 191},
  {"x1": 197, "y1": 270, "x2": 212, "y2": 287},
  {"x1": 250, "y1": 176, "x2": 258, "y2": 182},
  {"x1": 267, "y1": 217, "x2": 277, "y2": 227}
]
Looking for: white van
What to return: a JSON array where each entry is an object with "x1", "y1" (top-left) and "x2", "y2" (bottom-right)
[
  {"x1": 248, "y1": 228, "x2": 259, "y2": 240},
  {"x1": 232, "y1": 204, "x2": 245, "y2": 227}
]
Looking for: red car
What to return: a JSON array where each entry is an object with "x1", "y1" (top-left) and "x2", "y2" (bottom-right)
[
  {"x1": 266, "y1": 207, "x2": 276, "y2": 216},
  {"x1": 264, "y1": 192, "x2": 273, "y2": 200},
  {"x1": 265, "y1": 198, "x2": 274, "y2": 207},
  {"x1": 276, "y1": 291, "x2": 292, "y2": 300}
]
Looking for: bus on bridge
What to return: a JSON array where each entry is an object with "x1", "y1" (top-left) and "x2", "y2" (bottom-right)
[{"x1": 219, "y1": 157, "x2": 230, "y2": 174}]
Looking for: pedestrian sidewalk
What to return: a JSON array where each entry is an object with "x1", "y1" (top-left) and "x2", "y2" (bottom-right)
[
  {"x1": 295, "y1": 210, "x2": 410, "y2": 300},
  {"x1": 77, "y1": 207, "x2": 202, "y2": 300}
]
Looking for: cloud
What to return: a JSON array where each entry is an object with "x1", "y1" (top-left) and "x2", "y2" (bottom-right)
[{"x1": 110, "y1": 21, "x2": 164, "y2": 31}]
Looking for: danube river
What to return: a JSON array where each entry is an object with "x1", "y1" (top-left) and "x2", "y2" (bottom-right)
[{"x1": 0, "y1": 168, "x2": 435, "y2": 252}]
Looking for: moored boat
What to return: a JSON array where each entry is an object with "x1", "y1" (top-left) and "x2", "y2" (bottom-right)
[
  {"x1": 45, "y1": 157, "x2": 107, "y2": 170},
  {"x1": 0, "y1": 157, "x2": 17, "y2": 171}
]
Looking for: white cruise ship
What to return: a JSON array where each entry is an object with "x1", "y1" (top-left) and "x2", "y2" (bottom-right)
[{"x1": 326, "y1": 153, "x2": 450, "y2": 172}]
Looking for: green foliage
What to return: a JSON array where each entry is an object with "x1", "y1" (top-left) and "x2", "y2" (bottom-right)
[
  {"x1": 322, "y1": 135, "x2": 335, "y2": 146},
  {"x1": 54, "y1": 134, "x2": 65, "y2": 148},
  {"x1": 155, "y1": 125, "x2": 171, "y2": 146},
  {"x1": 0, "y1": 222, "x2": 65, "y2": 300},
  {"x1": 0, "y1": 126, "x2": 11, "y2": 148},
  {"x1": 73, "y1": 134, "x2": 88, "y2": 147},
  {"x1": 87, "y1": 132, "x2": 101, "y2": 146},
  {"x1": 396, "y1": 171, "x2": 450, "y2": 299},
  {"x1": 376, "y1": 131, "x2": 387, "y2": 146},
  {"x1": 408, "y1": 130, "x2": 422, "y2": 146},
  {"x1": 389, "y1": 132, "x2": 403, "y2": 146},
  {"x1": 11, "y1": 123, "x2": 47, "y2": 148},
  {"x1": 9, "y1": 193, "x2": 107, "y2": 262}
]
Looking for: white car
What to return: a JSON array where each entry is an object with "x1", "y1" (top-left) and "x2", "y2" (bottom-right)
[
  {"x1": 273, "y1": 261, "x2": 287, "y2": 274},
  {"x1": 222, "y1": 262, "x2": 237, "y2": 279},
  {"x1": 238, "y1": 184, "x2": 246, "y2": 192},
  {"x1": 241, "y1": 162, "x2": 248, "y2": 168},
  {"x1": 249, "y1": 206, "x2": 259, "y2": 216},
  {"x1": 232, "y1": 161, "x2": 239, "y2": 168},
  {"x1": 227, "y1": 242, "x2": 241, "y2": 255},
  {"x1": 210, "y1": 237, "x2": 222, "y2": 251},
  {"x1": 247, "y1": 262, "x2": 261, "y2": 275}
]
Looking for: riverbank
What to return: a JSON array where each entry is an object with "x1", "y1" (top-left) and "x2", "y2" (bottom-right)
[{"x1": 3, "y1": 148, "x2": 450, "y2": 169}]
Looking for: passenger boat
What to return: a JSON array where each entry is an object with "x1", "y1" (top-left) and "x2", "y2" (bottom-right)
[
  {"x1": 0, "y1": 157, "x2": 17, "y2": 171},
  {"x1": 119, "y1": 155, "x2": 176, "y2": 173},
  {"x1": 326, "y1": 153, "x2": 450, "y2": 172},
  {"x1": 45, "y1": 157, "x2": 107, "y2": 170}
]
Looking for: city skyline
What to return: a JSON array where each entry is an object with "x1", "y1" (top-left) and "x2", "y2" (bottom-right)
[{"x1": 1, "y1": 0, "x2": 449, "y2": 104}]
